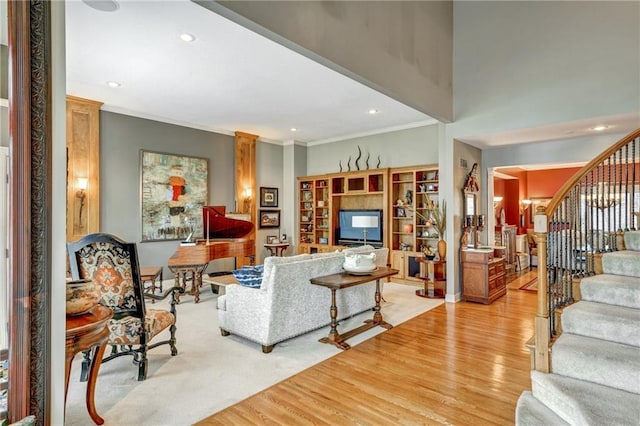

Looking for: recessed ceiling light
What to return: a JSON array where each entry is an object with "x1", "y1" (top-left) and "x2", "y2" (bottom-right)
[
  {"x1": 82, "y1": 0, "x2": 120, "y2": 12},
  {"x1": 368, "y1": 108, "x2": 380, "y2": 115},
  {"x1": 290, "y1": 127, "x2": 298, "y2": 132},
  {"x1": 107, "y1": 81, "x2": 121, "y2": 88},
  {"x1": 591, "y1": 125, "x2": 609, "y2": 131},
  {"x1": 179, "y1": 33, "x2": 196, "y2": 42}
]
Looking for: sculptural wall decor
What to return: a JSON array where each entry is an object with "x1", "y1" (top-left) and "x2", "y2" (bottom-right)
[{"x1": 338, "y1": 146, "x2": 382, "y2": 171}]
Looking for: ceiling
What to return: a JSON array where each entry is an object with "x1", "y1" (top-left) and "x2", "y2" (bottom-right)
[
  {"x1": 64, "y1": 0, "x2": 436, "y2": 145},
  {"x1": 3, "y1": 0, "x2": 637, "y2": 148}
]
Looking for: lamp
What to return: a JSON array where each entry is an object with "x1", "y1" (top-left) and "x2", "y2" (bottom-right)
[
  {"x1": 243, "y1": 187, "x2": 252, "y2": 213},
  {"x1": 520, "y1": 199, "x2": 532, "y2": 212},
  {"x1": 352, "y1": 216, "x2": 378, "y2": 246},
  {"x1": 584, "y1": 184, "x2": 619, "y2": 209},
  {"x1": 76, "y1": 177, "x2": 88, "y2": 226},
  {"x1": 519, "y1": 199, "x2": 532, "y2": 227}
]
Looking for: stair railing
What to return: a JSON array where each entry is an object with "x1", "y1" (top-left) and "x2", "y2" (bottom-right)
[{"x1": 532, "y1": 127, "x2": 640, "y2": 372}]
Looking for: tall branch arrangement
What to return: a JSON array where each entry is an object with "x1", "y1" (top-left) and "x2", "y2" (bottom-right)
[{"x1": 404, "y1": 194, "x2": 446, "y2": 237}]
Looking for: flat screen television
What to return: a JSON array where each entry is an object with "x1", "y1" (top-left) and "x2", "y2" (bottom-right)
[{"x1": 338, "y1": 209, "x2": 383, "y2": 245}]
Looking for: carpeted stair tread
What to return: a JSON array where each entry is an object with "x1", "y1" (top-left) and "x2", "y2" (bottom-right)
[
  {"x1": 562, "y1": 301, "x2": 640, "y2": 347},
  {"x1": 530, "y1": 370, "x2": 640, "y2": 426},
  {"x1": 602, "y1": 250, "x2": 640, "y2": 278},
  {"x1": 624, "y1": 230, "x2": 640, "y2": 251},
  {"x1": 515, "y1": 391, "x2": 569, "y2": 426},
  {"x1": 580, "y1": 274, "x2": 640, "y2": 309},
  {"x1": 552, "y1": 333, "x2": 640, "y2": 394}
]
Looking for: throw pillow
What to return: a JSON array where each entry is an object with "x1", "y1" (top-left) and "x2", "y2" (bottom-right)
[{"x1": 232, "y1": 265, "x2": 264, "y2": 288}]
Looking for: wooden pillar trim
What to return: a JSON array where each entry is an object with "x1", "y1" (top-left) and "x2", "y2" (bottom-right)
[
  {"x1": 234, "y1": 132, "x2": 257, "y2": 267},
  {"x1": 66, "y1": 95, "x2": 102, "y2": 242},
  {"x1": 8, "y1": 0, "x2": 52, "y2": 423}
]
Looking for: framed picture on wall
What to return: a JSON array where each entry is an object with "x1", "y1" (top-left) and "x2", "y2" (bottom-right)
[
  {"x1": 259, "y1": 210, "x2": 280, "y2": 228},
  {"x1": 266, "y1": 235, "x2": 278, "y2": 244},
  {"x1": 140, "y1": 150, "x2": 208, "y2": 241},
  {"x1": 260, "y1": 187, "x2": 278, "y2": 207}
]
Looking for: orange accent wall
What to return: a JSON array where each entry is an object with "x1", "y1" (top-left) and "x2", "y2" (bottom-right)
[
  {"x1": 494, "y1": 167, "x2": 583, "y2": 233},
  {"x1": 527, "y1": 168, "x2": 582, "y2": 198}
]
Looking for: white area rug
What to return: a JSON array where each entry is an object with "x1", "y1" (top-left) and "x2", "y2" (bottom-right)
[{"x1": 65, "y1": 281, "x2": 444, "y2": 426}]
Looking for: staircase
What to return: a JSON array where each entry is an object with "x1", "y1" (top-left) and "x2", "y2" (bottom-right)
[{"x1": 515, "y1": 231, "x2": 640, "y2": 425}]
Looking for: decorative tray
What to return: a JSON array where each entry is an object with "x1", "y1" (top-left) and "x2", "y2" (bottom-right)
[{"x1": 344, "y1": 267, "x2": 379, "y2": 276}]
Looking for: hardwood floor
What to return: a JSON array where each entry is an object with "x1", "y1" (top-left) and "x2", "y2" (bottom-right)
[{"x1": 198, "y1": 273, "x2": 537, "y2": 425}]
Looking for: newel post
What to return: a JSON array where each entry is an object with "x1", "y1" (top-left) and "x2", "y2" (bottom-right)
[{"x1": 533, "y1": 207, "x2": 550, "y2": 372}]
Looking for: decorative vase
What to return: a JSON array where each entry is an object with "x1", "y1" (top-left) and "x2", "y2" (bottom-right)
[{"x1": 437, "y1": 239, "x2": 447, "y2": 260}]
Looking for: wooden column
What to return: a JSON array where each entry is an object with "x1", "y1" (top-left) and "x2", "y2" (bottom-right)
[
  {"x1": 66, "y1": 96, "x2": 102, "y2": 242},
  {"x1": 235, "y1": 132, "x2": 257, "y2": 266},
  {"x1": 8, "y1": 0, "x2": 52, "y2": 423}
]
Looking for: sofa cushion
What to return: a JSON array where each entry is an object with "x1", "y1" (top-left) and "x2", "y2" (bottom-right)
[
  {"x1": 233, "y1": 265, "x2": 264, "y2": 288},
  {"x1": 262, "y1": 254, "x2": 312, "y2": 289},
  {"x1": 310, "y1": 251, "x2": 343, "y2": 260},
  {"x1": 342, "y1": 245, "x2": 376, "y2": 253}
]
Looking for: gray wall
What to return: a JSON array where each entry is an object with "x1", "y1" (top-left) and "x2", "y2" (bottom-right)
[
  {"x1": 450, "y1": 1, "x2": 639, "y2": 139},
  {"x1": 100, "y1": 111, "x2": 237, "y2": 276},
  {"x1": 482, "y1": 132, "x2": 629, "y2": 171},
  {"x1": 204, "y1": 0, "x2": 453, "y2": 122},
  {"x1": 282, "y1": 142, "x2": 307, "y2": 255},
  {"x1": 255, "y1": 140, "x2": 284, "y2": 264},
  {"x1": 306, "y1": 125, "x2": 440, "y2": 176}
]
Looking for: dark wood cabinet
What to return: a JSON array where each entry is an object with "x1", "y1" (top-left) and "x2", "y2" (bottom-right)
[{"x1": 461, "y1": 249, "x2": 506, "y2": 304}]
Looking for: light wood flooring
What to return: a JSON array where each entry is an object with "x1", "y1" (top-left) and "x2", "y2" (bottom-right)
[{"x1": 198, "y1": 269, "x2": 538, "y2": 425}]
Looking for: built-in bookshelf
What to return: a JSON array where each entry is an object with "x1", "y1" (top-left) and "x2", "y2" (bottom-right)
[{"x1": 389, "y1": 165, "x2": 440, "y2": 282}]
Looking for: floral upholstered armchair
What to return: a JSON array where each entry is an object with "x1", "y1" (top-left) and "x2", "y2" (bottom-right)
[{"x1": 67, "y1": 233, "x2": 183, "y2": 381}]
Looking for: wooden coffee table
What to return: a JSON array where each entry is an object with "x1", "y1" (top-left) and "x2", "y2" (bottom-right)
[{"x1": 310, "y1": 266, "x2": 398, "y2": 350}]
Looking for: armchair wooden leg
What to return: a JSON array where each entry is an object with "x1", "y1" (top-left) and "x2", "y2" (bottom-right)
[
  {"x1": 262, "y1": 344, "x2": 274, "y2": 354},
  {"x1": 220, "y1": 329, "x2": 230, "y2": 336},
  {"x1": 137, "y1": 346, "x2": 148, "y2": 381},
  {"x1": 169, "y1": 323, "x2": 178, "y2": 356}
]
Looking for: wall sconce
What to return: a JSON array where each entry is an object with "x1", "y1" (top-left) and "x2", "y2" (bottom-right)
[
  {"x1": 76, "y1": 177, "x2": 88, "y2": 226},
  {"x1": 243, "y1": 187, "x2": 252, "y2": 213},
  {"x1": 519, "y1": 199, "x2": 532, "y2": 227},
  {"x1": 493, "y1": 196, "x2": 503, "y2": 214}
]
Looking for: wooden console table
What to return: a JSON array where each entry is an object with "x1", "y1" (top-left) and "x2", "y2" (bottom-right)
[
  {"x1": 65, "y1": 306, "x2": 113, "y2": 425},
  {"x1": 310, "y1": 266, "x2": 398, "y2": 350}
]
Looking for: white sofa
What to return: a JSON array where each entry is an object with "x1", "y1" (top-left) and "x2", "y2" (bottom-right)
[{"x1": 217, "y1": 246, "x2": 389, "y2": 353}]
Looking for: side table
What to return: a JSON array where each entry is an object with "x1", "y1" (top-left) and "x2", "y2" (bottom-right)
[
  {"x1": 416, "y1": 258, "x2": 446, "y2": 299},
  {"x1": 65, "y1": 306, "x2": 113, "y2": 425},
  {"x1": 264, "y1": 242, "x2": 290, "y2": 256},
  {"x1": 140, "y1": 265, "x2": 163, "y2": 302}
]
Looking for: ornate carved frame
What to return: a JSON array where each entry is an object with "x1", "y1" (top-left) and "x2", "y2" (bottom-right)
[{"x1": 8, "y1": 1, "x2": 51, "y2": 423}]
